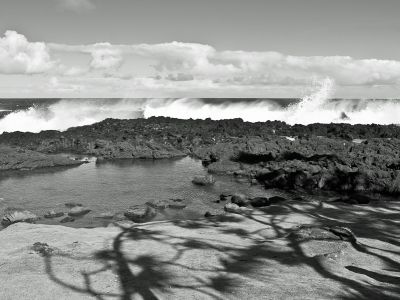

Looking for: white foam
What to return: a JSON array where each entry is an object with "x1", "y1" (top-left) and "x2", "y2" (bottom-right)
[{"x1": 0, "y1": 79, "x2": 400, "y2": 133}]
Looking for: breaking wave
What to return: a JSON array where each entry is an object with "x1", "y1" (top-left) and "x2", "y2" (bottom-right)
[{"x1": 0, "y1": 78, "x2": 400, "y2": 133}]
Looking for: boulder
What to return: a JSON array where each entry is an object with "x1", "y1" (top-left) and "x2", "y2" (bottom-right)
[
  {"x1": 112, "y1": 213, "x2": 127, "y2": 222},
  {"x1": 219, "y1": 193, "x2": 230, "y2": 201},
  {"x1": 124, "y1": 205, "x2": 156, "y2": 223},
  {"x1": 204, "y1": 211, "x2": 214, "y2": 218},
  {"x1": 68, "y1": 206, "x2": 91, "y2": 217},
  {"x1": 231, "y1": 193, "x2": 249, "y2": 207},
  {"x1": 60, "y1": 216, "x2": 75, "y2": 223},
  {"x1": 250, "y1": 197, "x2": 270, "y2": 207},
  {"x1": 350, "y1": 194, "x2": 373, "y2": 204},
  {"x1": 192, "y1": 175, "x2": 216, "y2": 186},
  {"x1": 94, "y1": 212, "x2": 115, "y2": 219},
  {"x1": 1, "y1": 210, "x2": 39, "y2": 227},
  {"x1": 44, "y1": 210, "x2": 64, "y2": 219},
  {"x1": 146, "y1": 199, "x2": 186, "y2": 210},
  {"x1": 224, "y1": 203, "x2": 253, "y2": 215},
  {"x1": 167, "y1": 199, "x2": 187, "y2": 209},
  {"x1": 269, "y1": 196, "x2": 288, "y2": 204},
  {"x1": 65, "y1": 202, "x2": 83, "y2": 208},
  {"x1": 146, "y1": 200, "x2": 170, "y2": 209}
]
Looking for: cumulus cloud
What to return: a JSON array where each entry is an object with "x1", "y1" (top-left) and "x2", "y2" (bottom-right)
[
  {"x1": 3, "y1": 30, "x2": 400, "y2": 98},
  {"x1": 0, "y1": 31, "x2": 56, "y2": 74},
  {"x1": 56, "y1": 0, "x2": 95, "y2": 12},
  {"x1": 89, "y1": 43, "x2": 123, "y2": 69},
  {"x1": 46, "y1": 39, "x2": 400, "y2": 88}
]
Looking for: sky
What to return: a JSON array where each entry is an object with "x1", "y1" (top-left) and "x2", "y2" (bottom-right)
[{"x1": 1, "y1": 0, "x2": 400, "y2": 98}]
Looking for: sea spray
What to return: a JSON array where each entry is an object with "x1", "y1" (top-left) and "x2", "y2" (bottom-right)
[{"x1": 1, "y1": 85, "x2": 400, "y2": 133}]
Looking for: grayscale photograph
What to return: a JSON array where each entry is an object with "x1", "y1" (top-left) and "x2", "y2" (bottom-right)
[{"x1": 0, "y1": 0, "x2": 399, "y2": 299}]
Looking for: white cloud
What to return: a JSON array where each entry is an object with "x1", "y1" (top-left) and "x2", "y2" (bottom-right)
[
  {"x1": 89, "y1": 44, "x2": 123, "y2": 69},
  {"x1": 47, "y1": 40, "x2": 400, "y2": 88},
  {"x1": 56, "y1": 0, "x2": 95, "y2": 12},
  {"x1": 3, "y1": 30, "x2": 400, "y2": 97},
  {"x1": 0, "y1": 31, "x2": 56, "y2": 74}
]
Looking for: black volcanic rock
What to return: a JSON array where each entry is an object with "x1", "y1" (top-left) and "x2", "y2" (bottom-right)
[
  {"x1": 250, "y1": 197, "x2": 270, "y2": 207},
  {"x1": 0, "y1": 145, "x2": 84, "y2": 171},
  {"x1": 0, "y1": 117, "x2": 400, "y2": 195}
]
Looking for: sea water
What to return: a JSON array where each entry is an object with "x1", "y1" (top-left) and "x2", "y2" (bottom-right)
[{"x1": 0, "y1": 157, "x2": 274, "y2": 228}]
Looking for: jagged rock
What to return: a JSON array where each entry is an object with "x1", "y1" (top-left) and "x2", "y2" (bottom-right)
[
  {"x1": 389, "y1": 171, "x2": 400, "y2": 194},
  {"x1": 250, "y1": 197, "x2": 270, "y2": 207},
  {"x1": 192, "y1": 175, "x2": 216, "y2": 186},
  {"x1": 1, "y1": 210, "x2": 39, "y2": 227},
  {"x1": 2, "y1": 117, "x2": 400, "y2": 196},
  {"x1": 44, "y1": 210, "x2": 64, "y2": 219},
  {"x1": 231, "y1": 193, "x2": 249, "y2": 207},
  {"x1": 68, "y1": 206, "x2": 91, "y2": 217},
  {"x1": 124, "y1": 205, "x2": 156, "y2": 223}
]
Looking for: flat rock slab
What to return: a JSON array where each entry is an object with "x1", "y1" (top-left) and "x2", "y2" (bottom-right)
[
  {"x1": 0, "y1": 145, "x2": 83, "y2": 171},
  {"x1": 0, "y1": 201, "x2": 399, "y2": 299}
]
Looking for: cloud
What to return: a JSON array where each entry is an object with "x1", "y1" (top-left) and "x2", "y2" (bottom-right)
[
  {"x1": 3, "y1": 30, "x2": 400, "y2": 97},
  {"x1": 89, "y1": 44, "x2": 123, "y2": 69},
  {"x1": 56, "y1": 0, "x2": 95, "y2": 13},
  {"x1": 0, "y1": 30, "x2": 56, "y2": 74},
  {"x1": 46, "y1": 39, "x2": 400, "y2": 88}
]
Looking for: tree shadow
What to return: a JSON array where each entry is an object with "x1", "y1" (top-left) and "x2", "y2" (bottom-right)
[{"x1": 42, "y1": 200, "x2": 400, "y2": 299}]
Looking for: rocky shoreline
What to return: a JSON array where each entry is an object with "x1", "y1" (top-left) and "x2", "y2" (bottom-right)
[
  {"x1": 1, "y1": 117, "x2": 400, "y2": 197},
  {"x1": 0, "y1": 118, "x2": 399, "y2": 299}
]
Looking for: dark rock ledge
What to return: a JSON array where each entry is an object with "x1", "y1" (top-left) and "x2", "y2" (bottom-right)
[{"x1": 0, "y1": 117, "x2": 399, "y2": 195}]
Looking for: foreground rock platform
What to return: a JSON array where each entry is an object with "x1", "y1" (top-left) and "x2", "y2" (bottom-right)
[{"x1": 0, "y1": 200, "x2": 399, "y2": 299}]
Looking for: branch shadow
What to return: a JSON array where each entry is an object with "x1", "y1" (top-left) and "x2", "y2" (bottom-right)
[{"x1": 41, "y1": 200, "x2": 400, "y2": 299}]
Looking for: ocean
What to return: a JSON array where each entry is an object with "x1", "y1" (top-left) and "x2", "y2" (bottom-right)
[{"x1": 1, "y1": 96, "x2": 400, "y2": 135}]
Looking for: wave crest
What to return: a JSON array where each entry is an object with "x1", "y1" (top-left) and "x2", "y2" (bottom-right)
[{"x1": 0, "y1": 79, "x2": 400, "y2": 133}]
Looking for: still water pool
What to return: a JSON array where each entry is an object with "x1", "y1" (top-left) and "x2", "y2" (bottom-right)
[{"x1": 0, "y1": 157, "x2": 273, "y2": 228}]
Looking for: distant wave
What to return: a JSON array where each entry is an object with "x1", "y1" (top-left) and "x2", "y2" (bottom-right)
[{"x1": 0, "y1": 79, "x2": 400, "y2": 133}]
